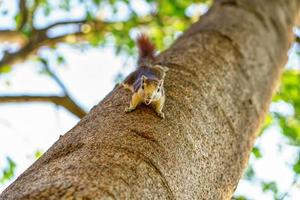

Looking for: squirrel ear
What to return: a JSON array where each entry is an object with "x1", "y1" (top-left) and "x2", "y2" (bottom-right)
[
  {"x1": 159, "y1": 79, "x2": 164, "y2": 86},
  {"x1": 141, "y1": 75, "x2": 147, "y2": 83}
]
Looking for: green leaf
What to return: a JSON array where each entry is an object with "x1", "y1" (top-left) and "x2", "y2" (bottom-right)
[
  {"x1": 252, "y1": 147, "x2": 262, "y2": 159},
  {"x1": 0, "y1": 157, "x2": 16, "y2": 184},
  {"x1": 44, "y1": 4, "x2": 51, "y2": 16},
  {"x1": 86, "y1": 11, "x2": 94, "y2": 21},
  {"x1": 233, "y1": 196, "x2": 248, "y2": 200},
  {"x1": 262, "y1": 181, "x2": 278, "y2": 194},
  {"x1": 278, "y1": 116, "x2": 300, "y2": 145},
  {"x1": 0, "y1": 65, "x2": 12, "y2": 74},
  {"x1": 93, "y1": 0, "x2": 101, "y2": 5},
  {"x1": 35, "y1": 150, "x2": 43, "y2": 159},
  {"x1": 271, "y1": 70, "x2": 300, "y2": 145},
  {"x1": 293, "y1": 155, "x2": 300, "y2": 174},
  {"x1": 57, "y1": 55, "x2": 65, "y2": 64},
  {"x1": 244, "y1": 165, "x2": 255, "y2": 181},
  {"x1": 21, "y1": 25, "x2": 32, "y2": 38},
  {"x1": 14, "y1": 13, "x2": 21, "y2": 27},
  {"x1": 59, "y1": 0, "x2": 71, "y2": 11},
  {"x1": 259, "y1": 114, "x2": 273, "y2": 135}
]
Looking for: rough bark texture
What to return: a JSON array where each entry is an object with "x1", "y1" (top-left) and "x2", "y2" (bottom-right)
[{"x1": 1, "y1": 0, "x2": 299, "y2": 199}]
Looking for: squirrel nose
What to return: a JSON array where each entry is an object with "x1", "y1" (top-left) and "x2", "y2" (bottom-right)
[{"x1": 145, "y1": 98, "x2": 151, "y2": 105}]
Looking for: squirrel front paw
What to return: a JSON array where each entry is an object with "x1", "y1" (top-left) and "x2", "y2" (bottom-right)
[
  {"x1": 125, "y1": 107, "x2": 135, "y2": 113},
  {"x1": 157, "y1": 112, "x2": 165, "y2": 119}
]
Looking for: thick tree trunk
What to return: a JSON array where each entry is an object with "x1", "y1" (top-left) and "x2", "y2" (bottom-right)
[{"x1": 1, "y1": 0, "x2": 299, "y2": 199}]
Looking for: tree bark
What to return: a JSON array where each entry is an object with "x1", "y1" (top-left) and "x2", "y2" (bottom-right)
[{"x1": 1, "y1": 0, "x2": 299, "y2": 199}]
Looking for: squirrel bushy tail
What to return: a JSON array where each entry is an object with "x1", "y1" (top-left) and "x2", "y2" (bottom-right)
[{"x1": 137, "y1": 34, "x2": 156, "y2": 67}]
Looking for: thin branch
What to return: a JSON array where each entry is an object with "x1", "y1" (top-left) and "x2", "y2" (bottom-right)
[
  {"x1": 41, "y1": 62, "x2": 69, "y2": 95},
  {"x1": 42, "y1": 19, "x2": 91, "y2": 30},
  {"x1": 0, "y1": 95, "x2": 86, "y2": 118},
  {"x1": 28, "y1": 0, "x2": 40, "y2": 28},
  {"x1": 0, "y1": 64, "x2": 87, "y2": 118},
  {"x1": 278, "y1": 175, "x2": 298, "y2": 200},
  {"x1": 0, "y1": 20, "x2": 106, "y2": 68},
  {"x1": 38, "y1": 58, "x2": 87, "y2": 118},
  {"x1": 18, "y1": 0, "x2": 29, "y2": 30},
  {"x1": 0, "y1": 19, "x2": 100, "y2": 43}
]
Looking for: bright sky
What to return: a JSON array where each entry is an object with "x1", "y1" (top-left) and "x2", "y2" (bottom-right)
[{"x1": 0, "y1": 0, "x2": 300, "y2": 199}]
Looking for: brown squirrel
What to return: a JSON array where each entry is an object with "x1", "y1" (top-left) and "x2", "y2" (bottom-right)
[{"x1": 122, "y1": 34, "x2": 168, "y2": 118}]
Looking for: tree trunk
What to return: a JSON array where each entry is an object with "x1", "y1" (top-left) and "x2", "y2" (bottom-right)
[{"x1": 1, "y1": 0, "x2": 299, "y2": 199}]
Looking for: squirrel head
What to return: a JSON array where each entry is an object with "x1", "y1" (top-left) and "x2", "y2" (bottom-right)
[{"x1": 139, "y1": 75, "x2": 164, "y2": 105}]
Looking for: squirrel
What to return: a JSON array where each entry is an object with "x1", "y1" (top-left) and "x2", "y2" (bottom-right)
[{"x1": 122, "y1": 34, "x2": 168, "y2": 119}]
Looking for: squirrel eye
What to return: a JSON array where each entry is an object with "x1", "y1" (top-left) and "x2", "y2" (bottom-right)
[
  {"x1": 142, "y1": 85, "x2": 144, "y2": 90},
  {"x1": 157, "y1": 88, "x2": 160, "y2": 92}
]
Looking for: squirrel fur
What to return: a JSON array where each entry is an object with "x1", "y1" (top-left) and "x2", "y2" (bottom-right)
[{"x1": 122, "y1": 34, "x2": 168, "y2": 118}]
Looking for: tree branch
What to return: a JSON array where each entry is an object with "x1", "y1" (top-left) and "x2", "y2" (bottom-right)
[
  {"x1": 0, "y1": 45, "x2": 87, "y2": 118},
  {"x1": 38, "y1": 59, "x2": 87, "y2": 118},
  {"x1": 0, "y1": 20, "x2": 106, "y2": 68},
  {"x1": 0, "y1": 95, "x2": 86, "y2": 118},
  {"x1": 0, "y1": 30, "x2": 27, "y2": 45},
  {"x1": 28, "y1": 0, "x2": 40, "y2": 28},
  {"x1": 278, "y1": 175, "x2": 298, "y2": 200},
  {"x1": 18, "y1": 0, "x2": 29, "y2": 30},
  {"x1": 40, "y1": 59, "x2": 70, "y2": 95},
  {"x1": 42, "y1": 19, "x2": 92, "y2": 30},
  {"x1": 0, "y1": 16, "x2": 152, "y2": 69},
  {"x1": 0, "y1": 64, "x2": 87, "y2": 118}
]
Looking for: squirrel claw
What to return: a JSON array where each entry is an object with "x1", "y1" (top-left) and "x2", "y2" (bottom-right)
[
  {"x1": 157, "y1": 112, "x2": 165, "y2": 119},
  {"x1": 125, "y1": 107, "x2": 134, "y2": 113}
]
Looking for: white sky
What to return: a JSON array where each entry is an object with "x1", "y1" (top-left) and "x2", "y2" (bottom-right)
[{"x1": 0, "y1": 0, "x2": 300, "y2": 199}]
